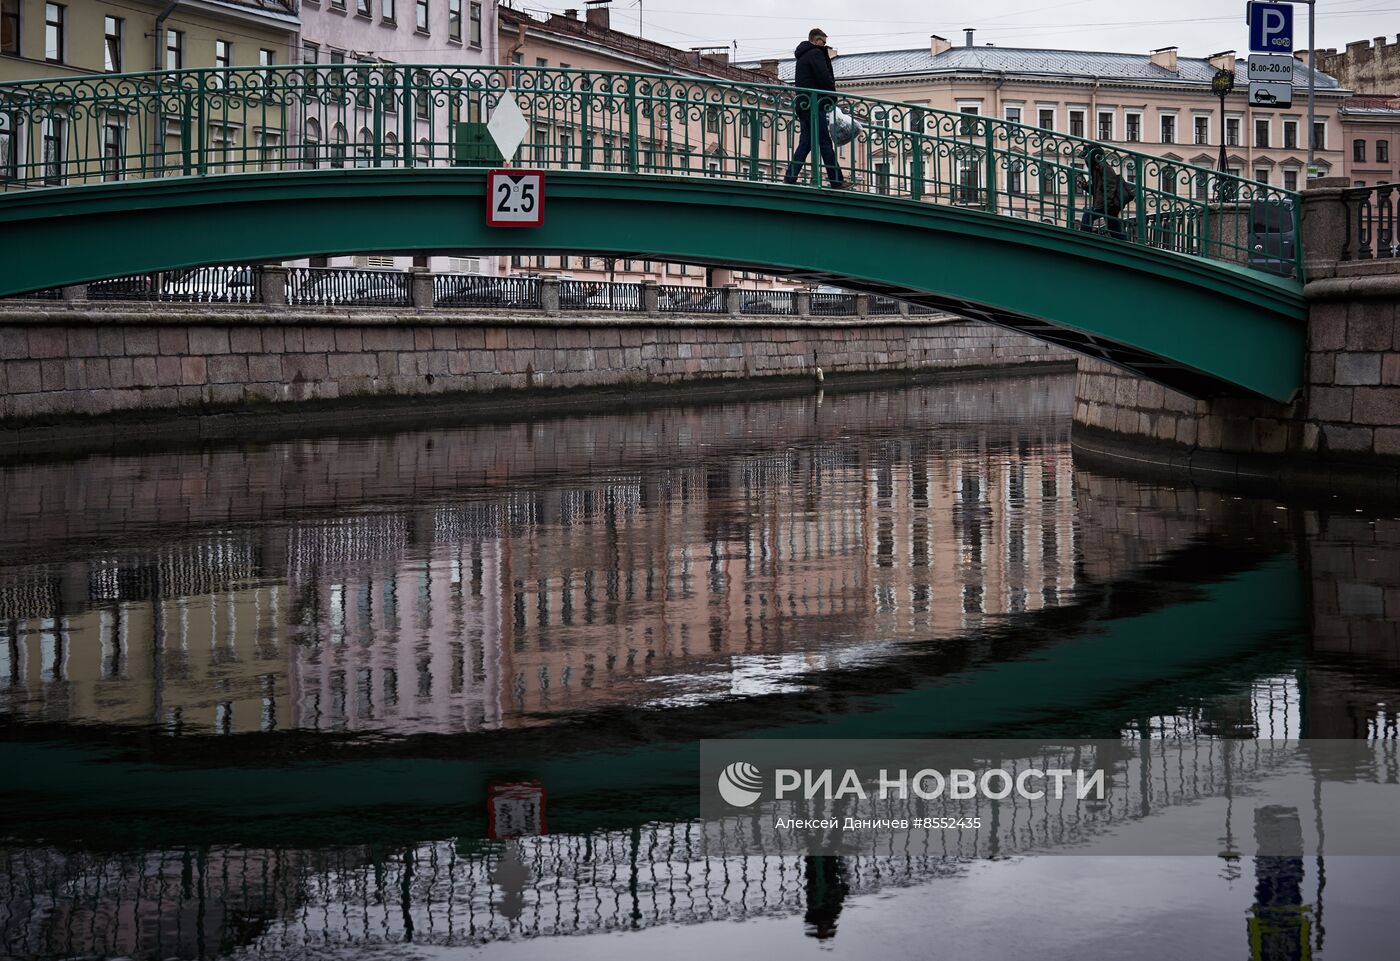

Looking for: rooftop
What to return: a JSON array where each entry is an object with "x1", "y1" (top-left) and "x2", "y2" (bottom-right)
[
  {"x1": 500, "y1": 5, "x2": 771, "y2": 84},
  {"x1": 755, "y1": 45, "x2": 1342, "y2": 91}
]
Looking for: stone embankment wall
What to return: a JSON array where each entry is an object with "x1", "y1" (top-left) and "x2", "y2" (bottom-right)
[{"x1": 0, "y1": 308, "x2": 1071, "y2": 434}]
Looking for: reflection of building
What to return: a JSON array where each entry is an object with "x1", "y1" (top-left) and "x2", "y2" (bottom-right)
[{"x1": 1, "y1": 383, "x2": 1078, "y2": 734}]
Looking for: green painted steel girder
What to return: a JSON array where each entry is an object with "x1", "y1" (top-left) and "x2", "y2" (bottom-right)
[{"x1": 0, "y1": 169, "x2": 1306, "y2": 399}]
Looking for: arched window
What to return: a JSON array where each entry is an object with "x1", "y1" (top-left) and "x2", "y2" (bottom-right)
[
  {"x1": 330, "y1": 122, "x2": 347, "y2": 168},
  {"x1": 356, "y1": 126, "x2": 373, "y2": 167},
  {"x1": 303, "y1": 118, "x2": 321, "y2": 169},
  {"x1": 385, "y1": 132, "x2": 399, "y2": 165},
  {"x1": 417, "y1": 137, "x2": 430, "y2": 165}
]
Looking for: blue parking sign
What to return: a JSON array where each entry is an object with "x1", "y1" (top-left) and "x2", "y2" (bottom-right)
[{"x1": 1248, "y1": 1, "x2": 1294, "y2": 53}]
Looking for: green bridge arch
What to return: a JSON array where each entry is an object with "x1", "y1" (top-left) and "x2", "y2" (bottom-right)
[
  {"x1": 0, "y1": 64, "x2": 1307, "y2": 399},
  {"x1": 0, "y1": 168, "x2": 1304, "y2": 399}
]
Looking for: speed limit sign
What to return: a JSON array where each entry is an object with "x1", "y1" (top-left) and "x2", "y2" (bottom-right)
[{"x1": 487, "y1": 170, "x2": 545, "y2": 227}]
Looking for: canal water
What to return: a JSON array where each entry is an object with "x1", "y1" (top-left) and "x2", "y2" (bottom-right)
[{"x1": 1, "y1": 371, "x2": 1397, "y2": 960}]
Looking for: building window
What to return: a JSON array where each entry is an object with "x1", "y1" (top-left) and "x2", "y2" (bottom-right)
[
  {"x1": 257, "y1": 129, "x2": 280, "y2": 170},
  {"x1": 0, "y1": 112, "x2": 15, "y2": 180},
  {"x1": 102, "y1": 117, "x2": 124, "y2": 180},
  {"x1": 415, "y1": 70, "x2": 429, "y2": 119},
  {"x1": 1006, "y1": 160, "x2": 1024, "y2": 195},
  {"x1": 303, "y1": 118, "x2": 321, "y2": 168},
  {"x1": 383, "y1": 0, "x2": 395, "y2": 20},
  {"x1": 166, "y1": 30, "x2": 183, "y2": 70},
  {"x1": 1069, "y1": 110, "x2": 1085, "y2": 138},
  {"x1": 1038, "y1": 108, "x2": 1054, "y2": 131},
  {"x1": 1125, "y1": 113, "x2": 1141, "y2": 142},
  {"x1": 416, "y1": 0, "x2": 429, "y2": 32},
  {"x1": 1283, "y1": 120, "x2": 1297, "y2": 149},
  {"x1": 1097, "y1": 111, "x2": 1113, "y2": 141},
  {"x1": 1379, "y1": 140, "x2": 1390, "y2": 163},
  {"x1": 44, "y1": 3, "x2": 63, "y2": 63},
  {"x1": 1313, "y1": 122, "x2": 1326, "y2": 150},
  {"x1": 1, "y1": 0, "x2": 18, "y2": 56},
  {"x1": 1353, "y1": 139, "x2": 1367, "y2": 162},
  {"x1": 330, "y1": 122, "x2": 347, "y2": 168},
  {"x1": 42, "y1": 116, "x2": 63, "y2": 184},
  {"x1": 1254, "y1": 167, "x2": 1269, "y2": 185},
  {"x1": 536, "y1": 57, "x2": 547, "y2": 67},
  {"x1": 449, "y1": 0, "x2": 461, "y2": 40},
  {"x1": 470, "y1": 1, "x2": 482, "y2": 46},
  {"x1": 355, "y1": 126, "x2": 372, "y2": 166},
  {"x1": 875, "y1": 160, "x2": 890, "y2": 194},
  {"x1": 1004, "y1": 106, "x2": 1021, "y2": 125},
  {"x1": 214, "y1": 40, "x2": 231, "y2": 87},
  {"x1": 1225, "y1": 117, "x2": 1240, "y2": 147},
  {"x1": 357, "y1": 0, "x2": 370, "y2": 15},
  {"x1": 1160, "y1": 115, "x2": 1175, "y2": 144},
  {"x1": 1283, "y1": 168, "x2": 1298, "y2": 191},
  {"x1": 103, "y1": 16, "x2": 122, "y2": 72},
  {"x1": 1254, "y1": 119, "x2": 1269, "y2": 148},
  {"x1": 1194, "y1": 116, "x2": 1210, "y2": 145}
]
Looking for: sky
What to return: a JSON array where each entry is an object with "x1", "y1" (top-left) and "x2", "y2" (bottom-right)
[{"x1": 508, "y1": 0, "x2": 1400, "y2": 64}]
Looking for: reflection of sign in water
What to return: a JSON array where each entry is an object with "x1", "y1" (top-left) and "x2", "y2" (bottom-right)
[
  {"x1": 488, "y1": 780, "x2": 548, "y2": 838},
  {"x1": 486, "y1": 170, "x2": 546, "y2": 228}
]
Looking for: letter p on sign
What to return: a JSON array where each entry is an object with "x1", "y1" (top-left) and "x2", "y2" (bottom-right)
[{"x1": 1248, "y1": 1, "x2": 1294, "y2": 53}]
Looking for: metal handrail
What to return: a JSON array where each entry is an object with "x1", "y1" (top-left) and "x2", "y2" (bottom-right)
[{"x1": 0, "y1": 63, "x2": 1302, "y2": 279}]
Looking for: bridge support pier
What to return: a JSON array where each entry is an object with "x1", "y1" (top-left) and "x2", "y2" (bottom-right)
[{"x1": 1072, "y1": 178, "x2": 1400, "y2": 494}]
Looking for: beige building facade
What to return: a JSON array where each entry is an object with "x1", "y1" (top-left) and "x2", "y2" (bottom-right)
[{"x1": 0, "y1": 0, "x2": 299, "y2": 83}]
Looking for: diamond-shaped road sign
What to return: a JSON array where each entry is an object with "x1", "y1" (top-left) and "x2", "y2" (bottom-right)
[{"x1": 486, "y1": 91, "x2": 529, "y2": 165}]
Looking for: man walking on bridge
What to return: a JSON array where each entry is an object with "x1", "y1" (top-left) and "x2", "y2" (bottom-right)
[{"x1": 785, "y1": 28, "x2": 849, "y2": 189}]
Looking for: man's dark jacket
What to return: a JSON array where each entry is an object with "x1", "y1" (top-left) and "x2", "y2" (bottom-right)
[{"x1": 793, "y1": 40, "x2": 836, "y2": 112}]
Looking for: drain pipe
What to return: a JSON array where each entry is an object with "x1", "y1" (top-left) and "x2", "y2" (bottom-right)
[{"x1": 152, "y1": 1, "x2": 182, "y2": 174}]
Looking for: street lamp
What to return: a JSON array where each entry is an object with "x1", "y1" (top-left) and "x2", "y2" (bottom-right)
[{"x1": 1212, "y1": 68, "x2": 1236, "y2": 202}]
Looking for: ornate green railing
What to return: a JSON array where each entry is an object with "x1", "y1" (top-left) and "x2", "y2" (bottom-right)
[{"x1": 0, "y1": 64, "x2": 1303, "y2": 279}]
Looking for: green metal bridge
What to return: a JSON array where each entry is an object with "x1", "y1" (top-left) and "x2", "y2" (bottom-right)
[{"x1": 0, "y1": 65, "x2": 1307, "y2": 399}]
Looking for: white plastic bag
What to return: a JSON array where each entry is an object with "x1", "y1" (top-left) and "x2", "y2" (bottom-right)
[{"x1": 826, "y1": 107, "x2": 864, "y2": 148}]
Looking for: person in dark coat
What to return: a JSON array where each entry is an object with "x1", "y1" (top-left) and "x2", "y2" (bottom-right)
[
  {"x1": 1076, "y1": 144, "x2": 1129, "y2": 239},
  {"x1": 784, "y1": 28, "x2": 848, "y2": 188}
]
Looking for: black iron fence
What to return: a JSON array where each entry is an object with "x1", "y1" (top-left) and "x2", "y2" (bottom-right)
[
  {"x1": 560, "y1": 280, "x2": 643, "y2": 311},
  {"x1": 1342, "y1": 183, "x2": 1398, "y2": 261},
  {"x1": 435, "y1": 273, "x2": 543, "y2": 309},
  {"x1": 658, "y1": 284, "x2": 725, "y2": 314},
  {"x1": 6, "y1": 268, "x2": 946, "y2": 318},
  {"x1": 286, "y1": 266, "x2": 412, "y2": 307}
]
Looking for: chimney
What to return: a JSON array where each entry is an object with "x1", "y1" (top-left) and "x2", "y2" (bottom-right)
[
  {"x1": 1150, "y1": 46, "x2": 1178, "y2": 72},
  {"x1": 585, "y1": 0, "x2": 610, "y2": 32},
  {"x1": 964, "y1": 28, "x2": 975, "y2": 48},
  {"x1": 702, "y1": 51, "x2": 729, "y2": 66},
  {"x1": 1207, "y1": 50, "x2": 1237, "y2": 72},
  {"x1": 759, "y1": 58, "x2": 780, "y2": 78},
  {"x1": 563, "y1": 8, "x2": 579, "y2": 19},
  {"x1": 931, "y1": 34, "x2": 951, "y2": 57}
]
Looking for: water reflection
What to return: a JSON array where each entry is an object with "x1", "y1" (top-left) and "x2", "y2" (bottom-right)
[
  {"x1": 0, "y1": 379, "x2": 1078, "y2": 734},
  {"x1": 1, "y1": 374, "x2": 1398, "y2": 960}
]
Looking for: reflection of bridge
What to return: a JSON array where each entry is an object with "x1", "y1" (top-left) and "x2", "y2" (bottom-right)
[
  {"x1": 0, "y1": 65, "x2": 1304, "y2": 398},
  {"x1": 0, "y1": 735, "x2": 1375, "y2": 959}
]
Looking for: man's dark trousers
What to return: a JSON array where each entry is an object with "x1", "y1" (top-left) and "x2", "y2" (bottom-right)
[{"x1": 786, "y1": 111, "x2": 843, "y2": 185}]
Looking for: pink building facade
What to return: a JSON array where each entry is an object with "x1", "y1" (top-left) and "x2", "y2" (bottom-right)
[{"x1": 781, "y1": 36, "x2": 1351, "y2": 192}]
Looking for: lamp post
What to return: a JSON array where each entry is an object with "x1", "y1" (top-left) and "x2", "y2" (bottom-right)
[{"x1": 1212, "y1": 68, "x2": 1236, "y2": 202}]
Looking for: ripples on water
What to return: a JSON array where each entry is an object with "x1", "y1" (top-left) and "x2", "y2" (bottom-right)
[{"x1": 1, "y1": 372, "x2": 1398, "y2": 960}]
